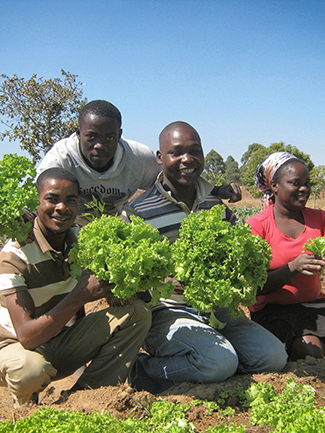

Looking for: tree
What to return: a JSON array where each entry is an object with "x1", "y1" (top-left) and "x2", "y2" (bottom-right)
[
  {"x1": 241, "y1": 142, "x2": 314, "y2": 196},
  {"x1": 202, "y1": 149, "x2": 226, "y2": 184},
  {"x1": 225, "y1": 156, "x2": 240, "y2": 183},
  {"x1": 310, "y1": 165, "x2": 325, "y2": 207},
  {"x1": 240, "y1": 143, "x2": 265, "y2": 166},
  {"x1": 240, "y1": 143, "x2": 265, "y2": 183},
  {"x1": 0, "y1": 70, "x2": 87, "y2": 163}
]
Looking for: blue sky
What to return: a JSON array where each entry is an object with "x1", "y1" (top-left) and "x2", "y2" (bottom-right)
[{"x1": 1, "y1": 0, "x2": 325, "y2": 166}]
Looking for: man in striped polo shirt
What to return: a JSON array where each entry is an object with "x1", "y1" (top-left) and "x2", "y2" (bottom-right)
[
  {"x1": 0, "y1": 168, "x2": 151, "y2": 407},
  {"x1": 124, "y1": 121, "x2": 287, "y2": 394}
]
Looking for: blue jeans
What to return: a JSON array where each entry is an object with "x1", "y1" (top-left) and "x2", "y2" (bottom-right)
[{"x1": 130, "y1": 307, "x2": 287, "y2": 393}]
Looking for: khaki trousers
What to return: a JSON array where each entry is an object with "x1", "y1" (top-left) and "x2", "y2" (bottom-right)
[{"x1": 0, "y1": 299, "x2": 151, "y2": 405}]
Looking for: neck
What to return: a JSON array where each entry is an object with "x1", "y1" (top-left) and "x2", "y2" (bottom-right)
[
  {"x1": 273, "y1": 202, "x2": 304, "y2": 221},
  {"x1": 46, "y1": 232, "x2": 67, "y2": 252},
  {"x1": 162, "y1": 182, "x2": 197, "y2": 210}
]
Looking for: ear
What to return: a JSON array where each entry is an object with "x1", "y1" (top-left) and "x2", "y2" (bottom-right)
[
  {"x1": 156, "y1": 150, "x2": 163, "y2": 165},
  {"x1": 118, "y1": 129, "x2": 122, "y2": 140},
  {"x1": 270, "y1": 180, "x2": 278, "y2": 195},
  {"x1": 76, "y1": 127, "x2": 81, "y2": 140}
]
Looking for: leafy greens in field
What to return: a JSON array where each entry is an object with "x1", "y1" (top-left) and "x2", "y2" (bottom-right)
[
  {"x1": 1, "y1": 378, "x2": 325, "y2": 432},
  {"x1": 303, "y1": 237, "x2": 325, "y2": 258},
  {"x1": 69, "y1": 214, "x2": 174, "y2": 304},
  {"x1": 0, "y1": 154, "x2": 38, "y2": 242},
  {"x1": 171, "y1": 205, "x2": 271, "y2": 327}
]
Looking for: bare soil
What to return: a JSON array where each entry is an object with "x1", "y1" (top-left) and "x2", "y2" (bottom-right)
[{"x1": 1, "y1": 299, "x2": 325, "y2": 431}]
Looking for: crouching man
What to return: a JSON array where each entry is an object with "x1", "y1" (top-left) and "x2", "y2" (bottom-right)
[{"x1": 0, "y1": 168, "x2": 151, "y2": 406}]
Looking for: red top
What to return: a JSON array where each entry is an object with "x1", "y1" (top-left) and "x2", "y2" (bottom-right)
[{"x1": 247, "y1": 205, "x2": 325, "y2": 312}]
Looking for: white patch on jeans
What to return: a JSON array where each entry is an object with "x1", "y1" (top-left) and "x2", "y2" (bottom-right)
[{"x1": 166, "y1": 318, "x2": 210, "y2": 341}]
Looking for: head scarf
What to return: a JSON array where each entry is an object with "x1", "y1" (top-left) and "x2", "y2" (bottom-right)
[{"x1": 254, "y1": 151, "x2": 298, "y2": 209}]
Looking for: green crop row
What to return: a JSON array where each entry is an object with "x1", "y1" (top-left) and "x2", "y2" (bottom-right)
[{"x1": 1, "y1": 378, "x2": 324, "y2": 432}]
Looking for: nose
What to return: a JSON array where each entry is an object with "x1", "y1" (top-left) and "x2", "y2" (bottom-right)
[
  {"x1": 55, "y1": 201, "x2": 67, "y2": 212},
  {"x1": 94, "y1": 140, "x2": 107, "y2": 150},
  {"x1": 181, "y1": 153, "x2": 192, "y2": 163}
]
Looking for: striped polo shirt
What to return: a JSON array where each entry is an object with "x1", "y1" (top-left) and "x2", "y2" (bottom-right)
[
  {"x1": 124, "y1": 173, "x2": 236, "y2": 243},
  {"x1": 0, "y1": 217, "x2": 80, "y2": 347},
  {"x1": 123, "y1": 173, "x2": 236, "y2": 309}
]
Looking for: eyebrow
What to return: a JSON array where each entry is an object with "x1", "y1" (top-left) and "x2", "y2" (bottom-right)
[{"x1": 44, "y1": 192, "x2": 78, "y2": 198}]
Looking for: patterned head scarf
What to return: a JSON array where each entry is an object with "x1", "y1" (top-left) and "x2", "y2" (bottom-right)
[{"x1": 254, "y1": 151, "x2": 298, "y2": 209}]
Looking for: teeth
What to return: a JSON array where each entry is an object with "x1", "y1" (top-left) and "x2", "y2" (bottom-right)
[{"x1": 181, "y1": 168, "x2": 195, "y2": 173}]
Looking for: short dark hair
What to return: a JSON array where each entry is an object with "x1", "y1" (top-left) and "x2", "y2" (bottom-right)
[
  {"x1": 36, "y1": 168, "x2": 80, "y2": 193},
  {"x1": 78, "y1": 100, "x2": 122, "y2": 128}
]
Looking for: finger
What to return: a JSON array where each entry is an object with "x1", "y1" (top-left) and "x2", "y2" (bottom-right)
[{"x1": 301, "y1": 270, "x2": 317, "y2": 276}]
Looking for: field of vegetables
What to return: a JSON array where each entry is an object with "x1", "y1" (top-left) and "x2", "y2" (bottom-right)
[{"x1": 2, "y1": 350, "x2": 325, "y2": 432}]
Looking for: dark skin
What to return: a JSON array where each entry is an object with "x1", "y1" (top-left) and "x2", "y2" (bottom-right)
[
  {"x1": 157, "y1": 122, "x2": 205, "y2": 210},
  {"x1": 76, "y1": 113, "x2": 122, "y2": 173},
  {"x1": 157, "y1": 121, "x2": 241, "y2": 209},
  {"x1": 6, "y1": 178, "x2": 114, "y2": 351},
  {"x1": 257, "y1": 161, "x2": 325, "y2": 359}
]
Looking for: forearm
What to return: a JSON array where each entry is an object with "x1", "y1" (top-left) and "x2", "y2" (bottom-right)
[
  {"x1": 14, "y1": 291, "x2": 86, "y2": 350},
  {"x1": 257, "y1": 265, "x2": 299, "y2": 296}
]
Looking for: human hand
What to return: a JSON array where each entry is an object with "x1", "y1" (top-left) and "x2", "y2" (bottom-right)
[
  {"x1": 214, "y1": 183, "x2": 242, "y2": 203},
  {"x1": 288, "y1": 254, "x2": 325, "y2": 276},
  {"x1": 75, "y1": 270, "x2": 115, "y2": 303}
]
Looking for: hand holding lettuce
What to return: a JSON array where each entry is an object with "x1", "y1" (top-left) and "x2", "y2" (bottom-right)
[
  {"x1": 171, "y1": 206, "x2": 272, "y2": 328},
  {"x1": 68, "y1": 214, "x2": 174, "y2": 305}
]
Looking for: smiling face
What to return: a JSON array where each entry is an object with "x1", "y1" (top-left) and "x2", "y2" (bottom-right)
[
  {"x1": 157, "y1": 123, "x2": 204, "y2": 194},
  {"x1": 76, "y1": 113, "x2": 122, "y2": 172},
  {"x1": 37, "y1": 178, "x2": 79, "y2": 239},
  {"x1": 271, "y1": 161, "x2": 311, "y2": 211}
]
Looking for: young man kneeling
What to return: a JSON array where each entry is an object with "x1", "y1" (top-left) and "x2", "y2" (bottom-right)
[{"x1": 0, "y1": 168, "x2": 151, "y2": 406}]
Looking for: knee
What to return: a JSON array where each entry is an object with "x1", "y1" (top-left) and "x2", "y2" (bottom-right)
[
  {"x1": 245, "y1": 341, "x2": 287, "y2": 373},
  {"x1": 191, "y1": 348, "x2": 239, "y2": 383},
  {"x1": 4, "y1": 350, "x2": 56, "y2": 405},
  {"x1": 264, "y1": 344, "x2": 287, "y2": 372},
  {"x1": 288, "y1": 336, "x2": 325, "y2": 361}
]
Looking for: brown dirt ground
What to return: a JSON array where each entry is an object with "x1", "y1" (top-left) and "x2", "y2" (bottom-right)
[{"x1": 1, "y1": 299, "x2": 325, "y2": 432}]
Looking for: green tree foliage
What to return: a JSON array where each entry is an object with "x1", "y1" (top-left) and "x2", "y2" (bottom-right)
[
  {"x1": 310, "y1": 165, "x2": 325, "y2": 206},
  {"x1": 240, "y1": 143, "x2": 265, "y2": 183},
  {"x1": 202, "y1": 149, "x2": 226, "y2": 184},
  {"x1": 241, "y1": 143, "x2": 265, "y2": 165},
  {"x1": 241, "y1": 142, "x2": 314, "y2": 196},
  {"x1": 225, "y1": 155, "x2": 240, "y2": 183},
  {"x1": 0, "y1": 70, "x2": 87, "y2": 163}
]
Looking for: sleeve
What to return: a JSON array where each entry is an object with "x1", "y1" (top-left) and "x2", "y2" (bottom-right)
[
  {"x1": 0, "y1": 252, "x2": 27, "y2": 298},
  {"x1": 36, "y1": 139, "x2": 74, "y2": 177},
  {"x1": 137, "y1": 148, "x2": 161, "y2": 191}
]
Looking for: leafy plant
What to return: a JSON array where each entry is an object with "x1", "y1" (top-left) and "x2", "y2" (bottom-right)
[
  {"x1": 0, "y1": 154, "x2": 38, "y2": 242},
  {"x1": 1, "y1": 378, "x2": 325, "y2": 432},
  {"x1": 69, "y1": 214, "x2": 174, "y2": 304},
  {"x1": 303, "y1": 237, "x2": 325, "y2": 258},
  {"x1": 247, "y1": 377, "x2": 325, "y2": 432},
  {"x1": 232, "y1": 206, "x2": 260, "y2": 225},
  {"x1": 171, "y1": 205, "x2": 271, "y2": 328}
]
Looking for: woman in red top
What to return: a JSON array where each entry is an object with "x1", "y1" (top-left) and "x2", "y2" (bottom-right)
[{"x1": 247, "y1": 151, "x2": 325, "y2": 360}]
